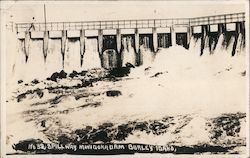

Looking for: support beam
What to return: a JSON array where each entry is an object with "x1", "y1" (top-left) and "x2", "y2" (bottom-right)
[
  {"x1": 241, "y1": 22, "x2": 245, "y2": 34},
  {"x1": 152, "y1": 27, "x2": 158, "y2": 52},
  {"x1": 24, "y1": 31, "x2": 30, "y2": 62},
  {"x1": 61, "y1": 30, "x2": 67, "y2": 67},
  {"x1": 187, "y1": 26, "x2": 191, "y2": 45},
  {"x1": 201, "y1": 25, "x2": 209, "y2": 55},
  {"x1": 232, "y1": 22, "x2": 242, "y2": 56},
  {"x1": 135, "y1": 28, "x2": 139, "y2": 54},
  {"x1": 80, "y1": 29, "x2": 85, "y2": 56},
  {"x1": 236, "y1": 22, "x2": 241, "y2": 34},
  {"x1": 43, "y1": 31, "x2": 49, "y2": 60},
  {"x1": 170, "y1": 26, "x2": 176, "y2": 46},
  {"x1": 218, "y1": 23, "x2": 226, "y2": 35},
  {"x1": 98, "y1": 29, "x2": 103, "y2": 55},
  {"x1": 116, "y1": 29, "x2": 121, "y2": 53},
  {"x1": 236, "y1": 22, "x2": 244, "y2": 34},
  {"x1": 80, "y1": 29, "x2": 85, "y2": 66}
]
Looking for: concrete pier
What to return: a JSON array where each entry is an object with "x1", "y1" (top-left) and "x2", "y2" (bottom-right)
[
  {"x1": 80, "y1": 29, "x2": 85, "y2": 65},
  {"x1": 170, "y1": 26, "x2": 176, "y2": 46},
  {"x1": 61, "y1": 30, "x2": 67, "y2": 66},
  {"x1": 152, "y1": 27, "x2": 158, "y2": 52},
  {"x1": 24, "y1": 31, "x2": 30, "y2": 62},
  {"x1": 98, "y1": 29, "x2": 103, "y2": 55},
  {"x1": 80, "y1": 29, "x2": 85, "y2": 56},
  {"x1": 135, "y1": 28, "x2": 139, "y2": 54},
  {"x1": 187, "y1": 26, "x2": 191, "y2": 45},
  {"x1": 43, "y1": 31, "x2": 49, "y2": 60},
  {"x1": 116, "y1": 29, "x2": 121, "y2": 53}
]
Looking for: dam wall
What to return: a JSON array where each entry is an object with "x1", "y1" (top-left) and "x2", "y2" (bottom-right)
[{"x1": 9, "y1": 12, "x2": 246, "y2": 79}]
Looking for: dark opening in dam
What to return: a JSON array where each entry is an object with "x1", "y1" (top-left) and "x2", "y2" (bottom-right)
[
  {"x1": 176, "y1": 33, "x2": 188, "y2": 49},
  {"x1": 158, "y1": 33, "x2": 171, "y2": 48}
]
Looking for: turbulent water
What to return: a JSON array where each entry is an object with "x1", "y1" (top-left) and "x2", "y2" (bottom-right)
[
  {"x1": 7, "y1": 31, "x2": 246, "y2": 82},
  {"x1": 5, "y1": 31, "x2": 247, "y2": 155},
  {"x1": 82, "y1": 38, "x2": 102, "y2": 69},
  {"x1": 121, "y1": 37, "x2": 136, "y2": 66}
]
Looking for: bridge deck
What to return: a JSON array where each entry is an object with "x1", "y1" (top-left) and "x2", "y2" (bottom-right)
[{"x1": 15, "y1": 12, "x2": 245, "y2": 32}]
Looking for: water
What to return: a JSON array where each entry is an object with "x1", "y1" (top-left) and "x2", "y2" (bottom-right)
[
  {"x1": 27, "y1": 40, "x2": 46, "y2": 80},
  {"x1": 8, "y1": 31, "x2": 245, "y2": 82},
  {"x1": 189, "y1": 36, "x2": 196, "y2": 51},
  {"x1": 214, "y1": 34, "x2": 225, "y2": 54},
  {"x1": 227, "y1": 36, "x2": 235, "y2": 56},
  {"x1": 64, "y1": 39, "x2": 81, "y2": 72},
  {"x1": 121, "y1": 37, "x2": 136, "y2": 66},
  {"x1": 140, "y1": 46, "x2": 154, "y2": 66},
  {"x1": 235, "y1": 33, "x2": 244, "y2": 56},
  {"x1": 202, "y1": 36, "x2": 210, "y2": 56},
  {"x1": 189, "y1": 37, "x2": 201, "y2": 56},
  {"x1": 46, "y1": 39, "x2": 63, "y2": 74},
  {"x1": 82, "y1": 38, "x2": 102, "y2": 69}
]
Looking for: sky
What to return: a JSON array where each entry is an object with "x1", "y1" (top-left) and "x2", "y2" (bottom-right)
[{"x1": 1, "y1": 1, "x2": 247, "y2": 23}]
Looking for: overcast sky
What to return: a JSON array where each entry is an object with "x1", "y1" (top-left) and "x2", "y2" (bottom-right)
[{"x1": 1, "y1": 1, "x2": 246, "y2": 23}]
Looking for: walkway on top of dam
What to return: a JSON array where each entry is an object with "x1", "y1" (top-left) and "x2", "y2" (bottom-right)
[{"x1": 15, "y1": 12, "x2": 245, "y2": 32}]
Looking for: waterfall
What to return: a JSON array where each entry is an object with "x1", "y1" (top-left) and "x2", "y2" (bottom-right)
[
  {"x1": 140, "y1": 45, "x2": 154, "y2": 67},
  {"x1": 226, "y1": 36, "x2": 235, "y2": 56},
  {"x1": 235, "y1": 33, "x2": 244, "y2": 56},
  {"x1": 192, "y1": 38, "x2": 201, "y2": 56},
  {"x1": 82, "y1": 38, "x2": 102, "y2": 69},
  {"x1": 27, "y1": 40, "x2": 46, "y2": 80},
  {"x1": 64, "y1": 39, "x2": 81, "y2": 73},
  {"x1": 210, "y1": 40, "x2": 216, "y2": 55},
  {"x1": 46, "y1": 39, "x2": 63, "y2": 75},
  {"x1": 12, "y1": 40, "x2": 26, "y2": 81},
  {"x1": 202, "y1": 36, "x2": 210, "y2": 56},
  {"x1": 121, "y1": 37, "x2": 136, "y2": 66},
  {"x1": 214, "y1": 34, "x2": 225, "y2": 54},
  {"x1": 189, "y1": 36, "x2": 196, "y2": 51}
]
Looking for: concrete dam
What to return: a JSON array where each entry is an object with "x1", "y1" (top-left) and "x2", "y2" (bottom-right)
[{"x1": 11, "y1": 12, "x2": 245, "y2": 80}]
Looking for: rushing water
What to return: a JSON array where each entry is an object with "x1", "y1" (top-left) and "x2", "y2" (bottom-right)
[
  {"x1": 121, "y1": 37, "x2": 136, "y2": 66},
  {"x1": 82, "y1": 38, "x2": 102, "y2": 69},
  {"x1": 8, "y1": 32, "x2": 245, "y2": 82}
]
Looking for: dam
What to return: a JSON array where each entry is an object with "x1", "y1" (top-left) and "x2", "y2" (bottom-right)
[{"x1": 12, "y1": 12, "x2": 245, "y2": 72}]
